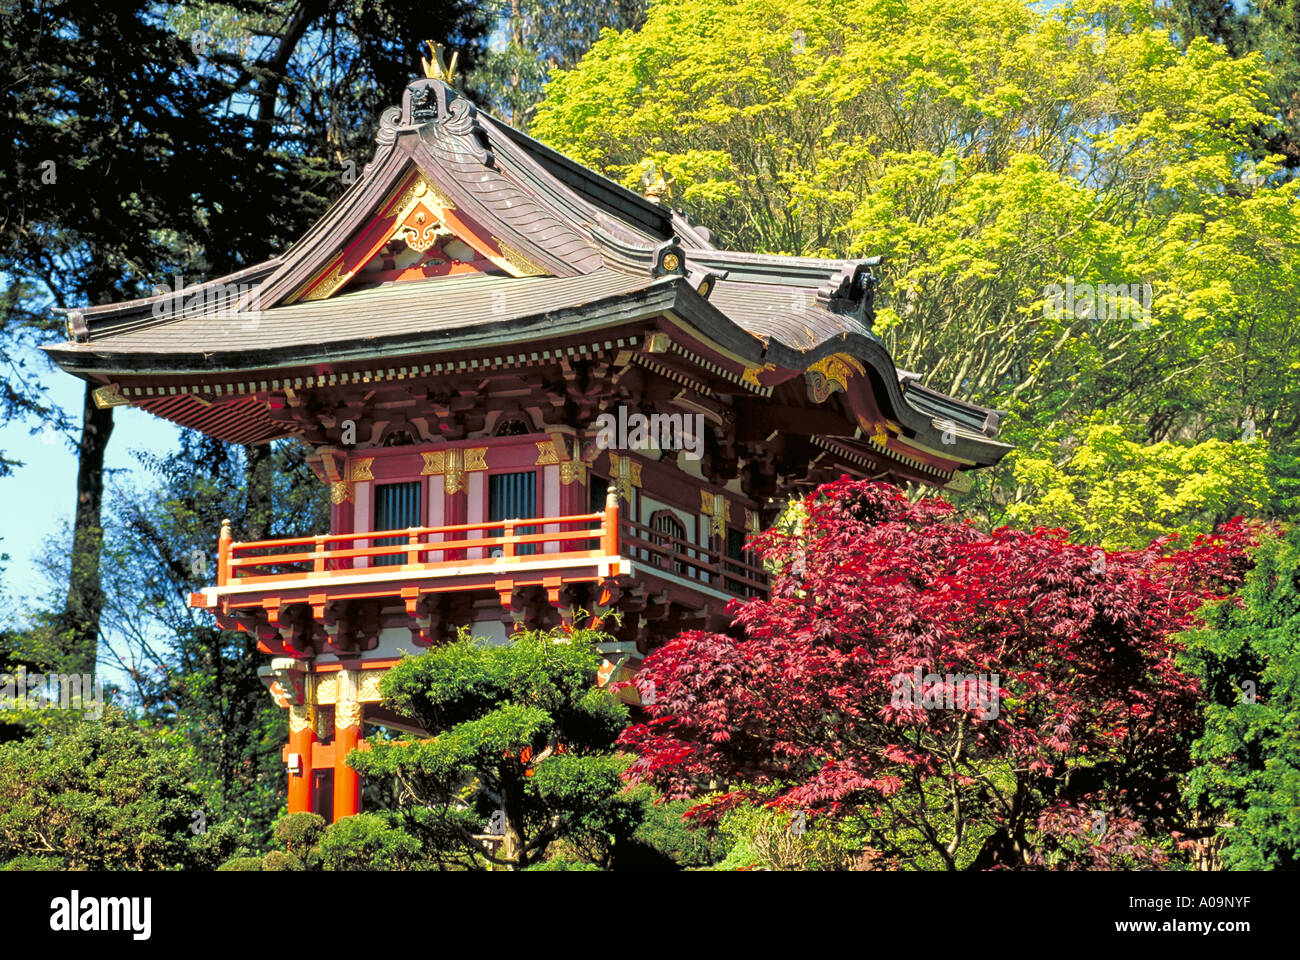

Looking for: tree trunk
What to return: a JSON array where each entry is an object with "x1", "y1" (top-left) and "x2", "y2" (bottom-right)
[
  {"x1": 243, "y1": 442, "x2": 273, "y2": 540},
  {"x1": 61, "y1": 382, "x2": 114, "y2": 674}
]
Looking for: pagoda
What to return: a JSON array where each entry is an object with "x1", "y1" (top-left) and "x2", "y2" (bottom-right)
[{"x1": 44, "y1": 54, "x2": 1009, "y2": 822}]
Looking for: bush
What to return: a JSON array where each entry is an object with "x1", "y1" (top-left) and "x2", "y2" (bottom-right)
[
  {"x1": 612, "y1": 790, "x2": 729, "y2": 869},
  {"x1": 1182, "y1": 525, "x2": 1300, "y2": 869},
  {"x1": 262, "y1": 850, "x2": 305, "y2": 871},
  {"x1": 715, "y1": 804, "x2": 860, "y2": 871},
  {"x1": 0, "y1": 708, "x2": 216, "y2": 870},
  {"x1": 273, "y1": 812, "x2": 326, "y2": 860},
  {"x1": 1, "y1": 854, "x2": 61, "y2": 870},
  {"x1": 217, "y1": 856, "x2": 264, "y2": 871},
  {"x1": 316, "y1": 813, "x2": 423, "y2": 871}
]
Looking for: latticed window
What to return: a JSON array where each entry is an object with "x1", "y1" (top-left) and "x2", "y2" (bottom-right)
[
  {"x1": 373, "y1": 481, "x2": 422, "y2": 566},
  {"x1": 652, "y1": 511, "x2": 687, "y2": 575},
  {"x1": 489, "y1": 470, "x2": 538, "y2": 555}
]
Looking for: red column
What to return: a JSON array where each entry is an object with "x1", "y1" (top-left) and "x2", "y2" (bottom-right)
[
  {"x1": 332, "y1": 668, "x2": 362, "y2": 821},
  {"x1": 287, "y1": 706, "x2": 316, "y2": 814},
  {"x1": 444, "y1": 481, "x2": 467, "y2": 561}
]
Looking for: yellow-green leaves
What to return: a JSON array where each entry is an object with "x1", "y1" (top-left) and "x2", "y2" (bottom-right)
[{"x1": 1006, "y1": 420, "x2": 1271, "y2": 549}]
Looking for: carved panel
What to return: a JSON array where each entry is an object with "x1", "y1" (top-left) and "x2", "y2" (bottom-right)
[{"x1": 421, "y1": 446, "x2": 488, "y2": 494}]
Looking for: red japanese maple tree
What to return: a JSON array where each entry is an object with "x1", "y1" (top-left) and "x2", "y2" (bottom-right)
[{"x1": 619, "y1": 479, "x2": 1255, "y2": 869}]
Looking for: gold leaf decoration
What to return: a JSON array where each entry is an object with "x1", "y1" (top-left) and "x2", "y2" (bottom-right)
[
  {"x1": 741, "y1": 363, "x2": 776, "y2": 388},
  {"x1": 608, "y1": 452, "x2": 643, "y2": 503},
  {"x1": 420, "y1": 451, "x2": 446, "y2": 476},
  {"x1": 421, "y1": 447, "x2": 487, "y2": 494},
  {"x1": 805, "y1": 353, "x2": 865, "y2": 403},
  {"x1": 559, "y1": 460, "x2": 587, "y2": 486},
  {"x1": 92, "y1": 383, "x2": 129, "y2": 409},
  {"x1": 535, "y1": 440, "x2": 562, "y2": 465},
  {"x1": 315, "y1": 676, "x2": 338, "y2": 705},
  {"x1": 492, "y1": 238, "x2": 548, "y2": 278},
  {"x1": 335, "y1": 700, "x2": 362, "y2": 729},
  {"x1": 700, "y1": 491, "x2": 731, "y2": 536},
  {"x1": 298, "y1": 261, "x2": 349, "y2": 302},
  {"x1": 288, "y1": 704, "x2": 313, "y2": 733}
]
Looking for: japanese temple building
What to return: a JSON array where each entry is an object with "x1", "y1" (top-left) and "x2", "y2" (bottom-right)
[{"x1": 44, "y1": 59, "x2": 1010, "y2": 822}]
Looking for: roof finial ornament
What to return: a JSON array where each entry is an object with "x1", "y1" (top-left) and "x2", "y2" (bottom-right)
[
  {"x1": 421, "y1": 40, "x2": 459, "y2": 85},
  {"x1": 640, "y1": 159, "x2": 674, "y2": 205}
]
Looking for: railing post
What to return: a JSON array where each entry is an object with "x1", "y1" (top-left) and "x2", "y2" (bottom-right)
[
  {"x1": 407, "y1": 528, "x2": 419, "y2": 566},
  {"x1": 218, "y1": 518, "x2": 232, "y2": 586},
  {"x1": 313, "y1": 535, "x2": 326, "y2": 573},
  {"x1": 602, "y1": 488, "x2": 619, "y2": 556},
  {"x1": 503, "y1": 520, "x2": 516, "y2": 559}
]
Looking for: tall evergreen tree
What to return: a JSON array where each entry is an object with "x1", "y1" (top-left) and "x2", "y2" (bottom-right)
[
  {"x1": 471, "y1": 0, "x2": 647, "y2": 129},
  {"x1": 1, "y1": 0, "x2": 488, "y2": 674},
  {"x1": 1182, "y1": 524, "x2": 1300, "y2": 869},
  {"x1": 1162, "y1": 0, "x2": 1300, "y2": 168},
  {"x1": 100, "y1": 435, "x2": 329, "y2": 843}
]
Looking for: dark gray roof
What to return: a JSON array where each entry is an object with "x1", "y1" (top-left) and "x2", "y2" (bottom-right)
[
  {"x1": 46, "y1": 269, "x2": 665, "y2": 373},
  {"x1": 44, "y1": 77, "x2": 1008, "y2": 471}
]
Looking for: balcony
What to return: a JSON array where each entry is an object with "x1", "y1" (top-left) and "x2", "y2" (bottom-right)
[{"x1": 189, "y1": 493, "x2": 767, "y2": 655}]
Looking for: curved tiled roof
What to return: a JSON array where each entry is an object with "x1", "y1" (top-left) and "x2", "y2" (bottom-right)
[{"x1": 46, "y1": 77, "x2": 1008, "y2": 473}]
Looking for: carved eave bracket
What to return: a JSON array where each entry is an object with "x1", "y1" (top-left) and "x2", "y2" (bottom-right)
[{"x1": 92, "y1": 382, "x2": 130, "y2": 409}]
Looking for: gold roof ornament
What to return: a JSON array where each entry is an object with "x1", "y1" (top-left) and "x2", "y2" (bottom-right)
[
  {"x1": 421, "y1": 40, "x2": 459, "y2": 84},
  {"x1": 640, "y1": 159, "x2": 674, "y2": 204}
]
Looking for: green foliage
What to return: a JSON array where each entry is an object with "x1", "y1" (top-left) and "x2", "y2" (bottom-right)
[
  {"x1": 1005, "y1": 419, "x2": 1271, "y2": 548},
  {"x1": 534, "y1": 0, "x2": 1300, "y2": 534},
  {"x1": 714, "y1": 804, "x2": 864, "y2": 871},
  {"x1": 0, "y1": 708, "x2": 216, "y2": 870},
  {"x1": 261, "y1": 850, "x2": 304, "y2": 871},
  {"x1": 1161, "y1": 0, "x2": 1300, "y2": 169},
  {"x1": 0, "y1": 854, "x2": 62, "y2": 870},
  {"x1": 315, "y1": 813, "x2": 424, "y2": 871},
  {"x1": 274, "y1": 812, "x2": 327, "y2": 857},
  {"x1": 523, "y1": 857, "x2": 601, "y2": 871},
  {"x1": 217, "y1": 856, "x2": 264, "y2": 872},
  {"x1": 619, "y1": 788, "x2": 729, "y2": 869},
  {"x1": 471, "y1": 0, "x2": 647, "y2": 129},
  {"x1": 1182, "y1": 525, "x2": 1300, "y2": 869},
  {"x1": 349, "y1": 626, "x2": 635, "y2": 869}
]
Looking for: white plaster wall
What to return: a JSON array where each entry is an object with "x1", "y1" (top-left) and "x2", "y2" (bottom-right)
[
  {"x1": 467, "y1": 471, "x2": 486, "y2": 559},
  {"x1": 427, "y1": 474, "x2": 445, "y2": 560},
  {"x1": 543, "y1": 464, "x2": 560, "y2": 554},
  {"x1": 353, "y1": 480, "x2": 372, "y2": 569}
]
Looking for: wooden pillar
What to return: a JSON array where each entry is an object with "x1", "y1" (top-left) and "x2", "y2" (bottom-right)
[
  {"x1": 444, "y1": 481, "x2": 468, "y2": 561},
  {"x1": 601, "y1": 487, "x2": 620, "y2": 556},
  {"x1": 333, "y1": 667, "x2": 362, "y2": 821},
  {"x1": 287, "y1": 702, "x2": 317, "y2": 814},
  {"x1": 218, "y1": 518, "x2": 232, "y2": 586}
]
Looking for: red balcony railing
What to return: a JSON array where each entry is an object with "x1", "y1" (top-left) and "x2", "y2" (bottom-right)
[
  {"x1": 620, "y1": 518, "x2": 768, "y2": 598},
  {"x1": 217, "y1": 498, "x2": 620, "y2": 587},
  {"x1": 211, "y1": 493, "x2": 767, "y2": 598}
]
